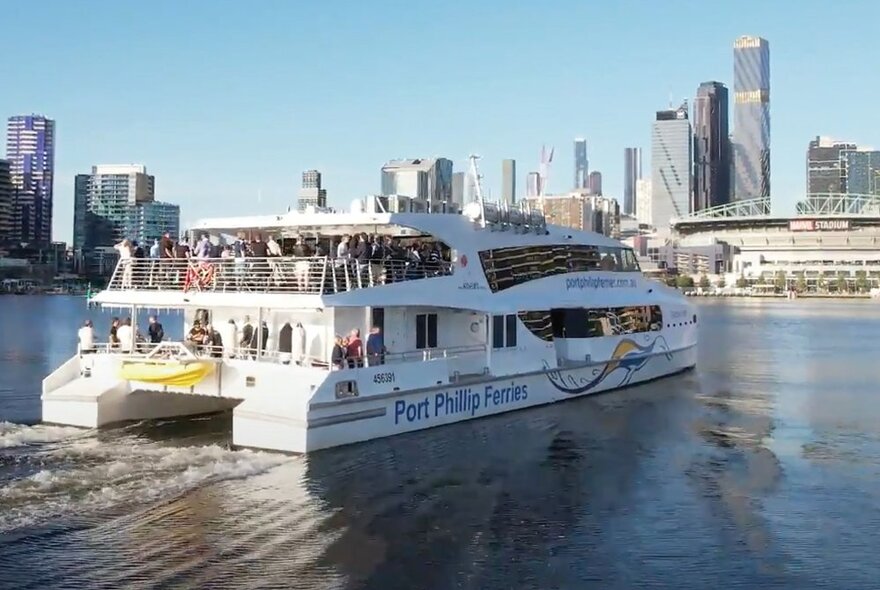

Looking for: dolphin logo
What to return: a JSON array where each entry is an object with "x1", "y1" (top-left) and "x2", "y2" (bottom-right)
[{"x1": 546, "y1": 336, "x2": 672, "y2": 395}]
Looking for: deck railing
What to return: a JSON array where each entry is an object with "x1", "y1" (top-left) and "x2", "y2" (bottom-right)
[
  {"x1": 106, "y1": 256, "x2": 453, "y2": 294},
  {"x1": 80, "y1": 340, "x2": 486, "y2": 372}
]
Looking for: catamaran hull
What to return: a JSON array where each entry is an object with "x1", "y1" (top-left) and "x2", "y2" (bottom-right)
[{"x1": 232, "y1": 344, "x2": 696, "y2": 453}]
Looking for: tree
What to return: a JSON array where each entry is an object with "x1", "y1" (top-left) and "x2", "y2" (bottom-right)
[
  {"x1": 774, "y1": 270, "x2": 786, "y2": 292},
  {"x1": 676, "y1": 275, "x2": 695, "y2": 289},
  {"x1": 735, "y1": 274, "x2": 748, "y2": 289},
  {"x1": 855, "y1": 270, "x2": 869, "y2": 293},
  {"x1": 716, "y1": 275, "x2": 726, "y2": 289},
  {"x1": 665, "y1": 276, "x2": 677, "y2": 287},
  {"x1": 795, "y1": 272, "x2": 807, "y2": 293},
  {"x1": 817, "y1": 277, "x2": 827, "y2": 292},
  {"x1": 836, "y1": 273, "x2": 849, "y2": 293},
  {"x1": 698, "y1": 274, "x2": 711, "y2": 290},
  {"x1": 756, "y1": 275, "x2": 766, "y2": 286}
]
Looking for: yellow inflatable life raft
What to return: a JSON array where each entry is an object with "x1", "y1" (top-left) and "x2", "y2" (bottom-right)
[{"x1": 119, "y1": 361, "x2": 215, "y2": 387}]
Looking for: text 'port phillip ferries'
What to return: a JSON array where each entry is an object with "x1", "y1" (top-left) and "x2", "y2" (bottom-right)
[{"x1": 41, "y1": 194, "x2": 697, "y2": 453}]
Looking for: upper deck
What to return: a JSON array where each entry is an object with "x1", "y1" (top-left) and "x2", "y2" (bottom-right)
[{"x1": 93, "y1": 205, "x2": 658, "y2": 311}]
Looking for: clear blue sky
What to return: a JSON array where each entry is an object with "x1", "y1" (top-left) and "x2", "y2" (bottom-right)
[{"x1": 2, "y1": 0, "x2": 878, "y2": 243}]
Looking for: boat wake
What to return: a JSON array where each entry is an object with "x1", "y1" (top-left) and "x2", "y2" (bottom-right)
[{"x1": 0, "y1": 423, "x2": 289, "y2": 533}]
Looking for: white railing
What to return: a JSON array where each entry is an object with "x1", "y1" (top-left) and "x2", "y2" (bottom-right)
[
  {"x1": 85, "y1": 340, "x2": 487, "y2": 372},
  {"x1": 106, "y1": 256, "x2": 453, "y2": 294}
]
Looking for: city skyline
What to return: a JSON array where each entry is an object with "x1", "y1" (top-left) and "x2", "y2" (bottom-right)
[{"x1": 1, "y1": 1, "x2": 878, "y2": 242}]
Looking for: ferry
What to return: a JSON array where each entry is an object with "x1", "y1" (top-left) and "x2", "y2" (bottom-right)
[{"x1": 41, "y1": 196, "x2": 698, "y2": 453}]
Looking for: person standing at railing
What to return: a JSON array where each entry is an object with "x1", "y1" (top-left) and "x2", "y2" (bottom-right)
[
  {"x1": 346, "y1": 328, "x2": 363, "y2": 368},
  {"x1": 78, "y1": 320, "x2": 95, "y2": 354},
  {"x1": 148, "y1": 315, "x2": 164, "y2": 344},
  {"x1": 249, "y1": 235, "x2": 270, "y2": 288},
  {"x1": 114, "y1": 239, "x2": 133, "y2": 289},
  {"x1": 109, "y1": 317, "x2": 120, "y2": 349},
  {"x1": 366, "y1": 326, "x2": 385, "y2": 366},
  {"x1": 194, "y1": 233, "x2": 211, "y2": 259},
  {"x1": 117, "y1": 318, "x2": 134, "y2": 353},
  {"x1": 267, "y1": 235, "x2": 284, "y2": 286},
  {"x1": 241, "y1": 316, "x2": 256, "y2": 359}
]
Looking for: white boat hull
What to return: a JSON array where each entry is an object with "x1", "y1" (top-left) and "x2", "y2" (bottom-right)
[{"x1": 232, "y1": 342, "x2": 696, "y2": 453}]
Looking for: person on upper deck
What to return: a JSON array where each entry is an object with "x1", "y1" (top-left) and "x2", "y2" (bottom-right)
[
  {"x1": 149, "y1": 239, "x2": 160, "y2": 259},
  {"x1": 194, "y1": 234, "x2": 212, "y2": 259},
  {"x1": 249, "y1": 234, "x2": 269, "y2": 258},
  {"x1": 174, "y1": 238, "x2": 191, "y2": 259},
  {"x1": 160, "y1": 232, "x2": 174, "y2": 259}
]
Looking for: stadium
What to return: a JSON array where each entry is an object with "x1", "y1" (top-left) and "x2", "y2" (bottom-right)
[{"x1": 668, "y1": 193, "x2": 880, "y2": 292}]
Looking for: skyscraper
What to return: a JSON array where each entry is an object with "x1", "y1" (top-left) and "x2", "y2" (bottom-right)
[
  {"x1": 694, "y1": 81, "x2": 731, "y2": 211},
  {"x1": 73, "y1": 165, "x2": 178, "y2": 252},
  {"x1": 623, "y1": 147, "x2": 642, "y2": 216},
  {"x1": 843, "y1": 149, "x2": 880, "y2": 196},
  {"x1": 0, "y1": 160, "x2": 12, "y2": 242},
  {"x1": 526, "y1": 172, "x2": 542, "y2": 198},
  {"x1": 297, "y1": 169, "x2": 327, "y2": 211},
  {"x1": 651, "y1": 102, "x2": 692, "y2": 230},
  {"x1": 501, "y1": 159, "x2": 516, "y2": 204},
  {"x1": 381, "y1": 158, "x2": 453, "y2": 202},
  {"x1": 635, "y1": 178, "x2": 653, "y2": 226},
  {"x1": 451, "y1": 172, "x2": 465, "y2": 206},
  {"x1": 733, "y1": 36, "x2": 770, "y2": 201},
  {"x1": 807, "y1": 137, "x2": 856, "y2": 196},
  {"x1": 574, "y1": 138, "x2": 588, "y2": 189},
  {"x1": 588, "y1": 171, "x2": 602, "y2": 196},
  {"x1": 6, "y1": 114, "x2": 55, "y2": 245}
]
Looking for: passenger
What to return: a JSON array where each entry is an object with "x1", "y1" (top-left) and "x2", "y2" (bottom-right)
[
  {"x1": 148, "y1": 315, "x2": 164, "y2": 344},
  {"x1": 194, "y1": 233, "x2": 212, "y2": 259},
  {"x1": 331, "y1": 335, "x2": 346, "y2": 370},
  {"x1": 346, "y1": 328, "x2": 363, "y2": 368},
  {"x1": 278, "y1": 322, "x2": 293, "y2": 365},
  {"x1": 241, "y1": 316, "x2": 256, "y2": 359},
  {"x1": 78, "y1": 320, "x2": 95, "y2": 354},
  {"x1": 260, "y1": 321, "x2": 270, "y2": 355},
  {"x1": 204, "y1": 324, "x2": 223, "y2": 358},
  {"x1": 117, "y1": 317, "x2": 134, "y2": 353},
  {"x1": 149, "y1": 239, "x2": 160, "y2": 259},
  {"x1": 366, "y1": 325, "x2": 385, "y2": 366},
  {"x1": 109, "y1": 317, "x2": 120, "y2": 349},
  {"x1": 221, "y1": 319, "x2": 237, "y2": 358},
  {"x1": 293, "y1": 321, "x2": 307, "y2": 365},
  {"x1": 159, "y1": 231, "x2": 174, "y2": 259},
  {"x1": 114, "y1": 239, "x2": 133, "y2": 289},
  {"x1": 187, "y1": 319, "x2": 207, "y2": 349}
]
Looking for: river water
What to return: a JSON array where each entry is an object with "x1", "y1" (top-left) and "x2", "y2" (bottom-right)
[{"x1": 1, "y1": 296, "x2": 879, "y2": 589}]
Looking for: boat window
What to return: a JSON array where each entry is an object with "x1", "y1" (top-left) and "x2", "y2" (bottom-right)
[
  {"x1": 492, "y1": 315, "x2": 504, "y2": 349},
  {"x1": 415, "y1": 313, "x2": 438, "y2": 349},
  {"x1": 505, "y1": 314, "x2": 517, "y2": 347},
  {"x1": 491, "y1": 314, "x2": 518, "y2": 349},
  {"x1": 371, "y1": 307, "x2": 385, "y2": 333},
  {"x1": 517, "y1": 311, "x2": 553, "y2": 341},
  {"x1": 547, "y1": 305, "x2": 663, "y2": 338},
  {"x1": 622, "y1": 249, "x2": 641, "y2": 272},
  {"x1": 478, "y1": 245, "x2": 636, "y2": 293},
  {"x1": 335, "y1": 380, "x2": 359, "y2": 399}
]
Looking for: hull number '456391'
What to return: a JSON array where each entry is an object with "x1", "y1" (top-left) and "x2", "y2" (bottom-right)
[{"x1": 373, "y1": 372, "x2": 395, "y2": 384}]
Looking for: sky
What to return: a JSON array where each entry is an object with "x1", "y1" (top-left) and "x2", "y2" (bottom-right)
[{"x1": 2, "y1": 0, "x2": 878, "y2": 243}]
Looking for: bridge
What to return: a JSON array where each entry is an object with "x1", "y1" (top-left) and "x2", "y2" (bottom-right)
[{"x1": 672, "y1": 193, "x2": 880, "y2": 226}]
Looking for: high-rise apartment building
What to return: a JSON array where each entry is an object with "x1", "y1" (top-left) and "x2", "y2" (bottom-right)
[
  {"x1": 588, "y1": 171, "x2": 603, "y2": 196},
  {"x1": 574, "y1": 138, "x2": 588, "y2": 189},
  {"x1": 651, "y1": 102, "x2": 693, "y2": 231},
  {"x1": 843, "y1": 149, "x2": 880, "y2": 196},
  {"x1": 297, "y1": 169, "x2": 327, "y2": 211},
  {"x1": 6, "y1": 115, "x2": 56, "y2": 245},
  {"x1": 733, "y1": 36, "x2": 770, "y2": 201},
  {"x1": 451, "y1": 172, "x2": 465, "y2": 206},
  {"x1": 73, "y1": 165, "x2": 178, "y2": 252},
  {"x1": 807, "y1": 137, "x2": 856, "y2": 195},
  {"x1": 635, "y1": 178, "x2": 653, "y2": 226},
  {"x1": 381, "y1": 158, "x2": 453, "y2": 202},
  {"x1": 523, "y1": 191, "x2": 620, "y2": 238},
  {"x1": 0, "y1": 159, "x2": 12, "y2": 242},
  {"x1": 501, "y1": 159, "x2": 516, "y2": 204},
  {"x1": 623, "y1": 147, "x2": 642, "y2": 216},
  {"x1": 526, "y1": 172, "x2": 542, "y2": 198},
  {"x1": 694, "y1": 81, "x2": 731, "y2": 212}
]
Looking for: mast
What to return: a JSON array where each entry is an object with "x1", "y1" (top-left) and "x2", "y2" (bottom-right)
[{"x1": 468, "y1": 154, "x2": 486, "y2": 228}]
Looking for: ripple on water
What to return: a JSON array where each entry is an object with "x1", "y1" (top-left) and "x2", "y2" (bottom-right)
[{"x1": 0, "y1": 423, "x2": 290, "y2": 533}]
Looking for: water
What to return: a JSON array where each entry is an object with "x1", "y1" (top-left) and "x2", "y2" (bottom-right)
[{"x1": 1, "y1": 296, "x2": 880, "y2": 589}]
